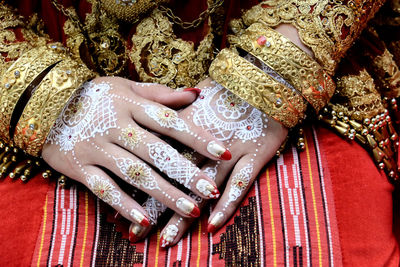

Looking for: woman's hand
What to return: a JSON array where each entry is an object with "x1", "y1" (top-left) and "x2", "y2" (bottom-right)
[
  {"x1": 129, "y1": 78, "x2": 289, "y2": 245},
  {"x1": 42, "y1": 76, "x2": 231, "y2": 230}
]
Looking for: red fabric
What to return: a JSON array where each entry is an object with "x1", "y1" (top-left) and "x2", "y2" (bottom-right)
[
  {"x1": 318, "y1": 126, "x2": 400, "y2": 266},
  {"x1": 0, "y1": 176, "x2": 52, "y2": 266}
]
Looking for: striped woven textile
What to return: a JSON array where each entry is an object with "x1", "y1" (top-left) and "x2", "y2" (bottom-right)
[{"x1": 30, "y1": 127, "x2": 341, "y2": 266}]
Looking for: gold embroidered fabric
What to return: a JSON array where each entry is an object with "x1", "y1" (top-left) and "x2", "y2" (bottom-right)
[
  {"x1": 240, "y1": 0, "x2": 386, "y2": 75},
  {"x1": 209, "y1": 48, "x2": 307, "y2": 128},
  {"x1": 331, "y1": 69, "x2": 385, "y2": 121},
  {"x1": 230, "y1": 23, "x2": 336, "y2": 112},
  {"x1": 130, "y1": 9, "x2": 215, "y2": 89},
  {"x1": 13, "y1": 57, "x2": 95, "y2": 156}
]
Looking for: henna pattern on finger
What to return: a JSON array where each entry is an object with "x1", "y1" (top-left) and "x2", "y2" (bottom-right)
[
  {"x1": 119, "y1": 125, "x2": 144, "y2": 149},
  {"x1": 225, "y1": 164, "x2": 254, "y2": 209},
  {"x1": 143, "y1": 105, "x2": 190, "y2": 132},
  {"x1": 142, "y1": 197, "x2": 167, "y2": 225},
  {"x1": 114, "y1": 157, "x2": 160, "y2": 190},
  {"x1": 86, "y1": 174, "x2": 122, "y2": 207},
  {"x1": 147, "y1": 142, "x2": 199, "y2": 189}
]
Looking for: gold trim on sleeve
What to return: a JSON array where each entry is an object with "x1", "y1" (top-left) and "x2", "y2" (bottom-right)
[{"x1": 209, "y1": 48, "x2": 307, "y2": 128}]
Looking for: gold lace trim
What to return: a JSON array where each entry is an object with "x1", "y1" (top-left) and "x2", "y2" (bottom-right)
[{"x1": 239, "y1": 0, "x2": 385, "y2": 75}]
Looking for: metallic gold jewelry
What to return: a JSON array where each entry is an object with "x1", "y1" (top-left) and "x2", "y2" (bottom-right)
[
  {"x1": 231, "y1": 23, "x2": 336, "y2": 113},
  {"x1": 0, "y1": 44, "x2": 68, "y2": 142},
  {"x1": 13, "y1": 57, "x2": 95, "y2": 156},
  {"x1": 239, "y1": 0, "x2": 385, "y2": 75},
  {"x1": 209, "y1": 48, "x2": 307, "y2": 128}
]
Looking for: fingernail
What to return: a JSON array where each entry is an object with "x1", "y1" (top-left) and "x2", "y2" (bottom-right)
[
  {"x1": 176, "y1": 197, "x2": 200, "y2": 217},
  {"x1": 196, "y1": 179, "x2": 220, "y2": 199},
  {"x1": 129, "y1": 224, "x2": 144, "y2": 243},
  {"x1": 183, "y1": 87, "x2": 202, "y2": 96},
  {"x1": 207, "y1": 141, "x2": 231, "y2": 160},
  {"x1": 208, "y1": 212, "x2": 225, "y2": 233},
  {"x1": 130, "y1": 209, "x2": 150, "y2": 227},
  {"x1": 160, "y1": 225, "x2": 179, "y2": 247}
]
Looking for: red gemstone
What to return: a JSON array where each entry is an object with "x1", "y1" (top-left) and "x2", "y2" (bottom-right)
[
  {"x1": 166, "y1": 157, "x2": 170, "y2": 161},
  {"x1": 257, "y1": 36, "x2": 267, "y2": 46},
  {"x1": 135, "y1": 172, "x2": 140, "y2": 176},
  {"x1": 200, "y1": 96, "x2": 204, "y2": 99},
  {"x1": 100, "y1": 189, "x2": 105, "y2": 194},
  {"x1": 165, "y1": 113, "x2": 170, "y2": 117},
  {"x1": 128, "y1": 132, "x2": 133, "y2": 137},
  {"x1": 230, "y1": 102, "x2": 235, "y2": 107},
  {"x1": 238, "y1": 181, "x2": 243, "y2": 187},
  {"x1": 247, "y1": 126, "x2": 252, "y2": 130}
]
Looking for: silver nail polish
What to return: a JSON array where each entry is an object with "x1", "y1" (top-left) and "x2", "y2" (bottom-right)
[
  {"x1": 207, "y1": 141, "x2": 226, "y2": 157},
  {"x1": 176, "y1": 197, "x2": 195, "y2": 215},
  {"x1": 161, "y1": 225, "x2": 179, "y2": 247},
  {"x1": 209, "y1": 212, "x2": 225, "y2": 227}
]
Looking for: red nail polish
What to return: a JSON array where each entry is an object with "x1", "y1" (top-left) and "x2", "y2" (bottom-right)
[
  {"x1": 207, "y1": 224, "x2": 217, "y2": 233},
  {"x1": 220, "y1": 149, "x2": 232, "y2": 160},
  {"x1": 190, "y1": 206, "x2": 201, "y2": 218},
  {"x1": 140, "y1": 217, "x2": 150, "y2": 227},
  {"x1": 129, "y1": 231, "x2": 137, "y2": 243},
  {"x1": 183, "y1": 87, "x2": 202, "y2": 96}
]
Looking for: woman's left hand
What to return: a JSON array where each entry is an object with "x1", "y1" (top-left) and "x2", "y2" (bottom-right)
[{"x1": 128, "y1": 78, "x2": 288, "y2": 246}]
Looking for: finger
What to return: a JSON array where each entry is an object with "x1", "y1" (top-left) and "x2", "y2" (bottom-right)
[
  {"x1": 109, "y1": 122, "x2": 220, "y2": 199},
  {"x1": 207, "y1": 154, "x2": 266, "y2": 233},
  {"x1": 111, "y1": 91, "x2": 232, "y2": 161},
  {"x1": 129, "y1": 197, "x2": 167, "y2": 243},
  {"x1": 130, "y1": 81, "x2": 201, "y2": 109},
  {"x1": 82, "y1": 165, "x2": 151, "y2": 228},
  {"x1": 89, "y1": 142, "x2": 204, "y2": 218}
]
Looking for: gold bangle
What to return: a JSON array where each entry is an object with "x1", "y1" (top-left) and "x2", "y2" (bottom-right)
[
  {"x1": 209, "y1": 48, "x2": 307, "y2": 128},
  {"x1": 0, "y1": 44, "x2": 68, "y2": 142},
  {"x1": 13, "y1": 57, "x2": 95, "y2": 156},
  {"x1": 232, "y1": 23, "x2": 336, "y2": 113}
]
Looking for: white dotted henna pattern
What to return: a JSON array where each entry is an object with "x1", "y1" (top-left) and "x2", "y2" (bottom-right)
[
  {"x1": 143, "y1": 105, "x2": 190, "y2": 132},
  {"x1": 147, "y1": 142, "x2": 199, "y2": 189},
  {"x1": 225, "y1": 164, "x2": 254, "y2": 210},
  {"x1": 119, "y1": 125, "x2": 144, "y2": 150},
  {"x1": 86, "y1": 174, "x2": 122, "y2": 207},
  {"x1": 192, "y1": 82, "x2": 268, "y2": 143},
  {"x1": 114, "y1": 157, "x2": 160, "y2": 190},
  {"x1": 142, "y1": 197, "x2": 167, "y2": 225},
  {"x1": 46, "y1": 81, "x2": 117, "y2": 151}
]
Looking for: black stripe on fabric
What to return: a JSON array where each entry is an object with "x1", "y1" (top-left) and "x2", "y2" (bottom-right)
[
  {"x1": 255, "y1": 171, "x2": 267, "y2": 266},
  {"x1": 274, "y1": 160, "x2": 287, "y2": 266},
  {"x1": 207, "y1": 231, "x2": 211, "y2": 267},
  {"x1": 164, "y1": 246, "x2": 169, "y2": 267},
  {"x1": 296, "y1": 148, "x2": 313, "y2": 267},
  {"x1": 90, "y1": 197, "x2": 98, "y2": 266},
  {"x1": 299, "y1": 246, "x2": 303, "y2": 267},
  {"x1": 144, "y1": 237, "x2": 150, "y2": 267},
  {"x1": 311, "y1": 128, "x2": 333, "y2": 267},
  {"x1": 70, "y1": 186, "x2": 79, "y2": 265},
  {"x1": 47, "y1": 183, "x2": 59, "y2": 266},
  {"x1": 294, "y1": 246, "x2": 298, "y2": 267}
]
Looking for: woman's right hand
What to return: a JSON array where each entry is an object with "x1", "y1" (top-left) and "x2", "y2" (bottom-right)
[{"x1": 42, "y1": 76, "x2": 231, "y2": 230}]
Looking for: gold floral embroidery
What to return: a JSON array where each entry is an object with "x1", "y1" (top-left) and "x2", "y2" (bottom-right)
[
  {"x1": 239, "y1": 0, "x2": 385, "y2": 75},
  {"x1": 130, "y1": 9, "x2": 215, "y2": 89}
]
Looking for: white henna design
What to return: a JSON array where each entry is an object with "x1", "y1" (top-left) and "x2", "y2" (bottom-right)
[
  {"x1": 203, "y1": 166, "x2": 218, "y2": 181},
  {"x1": 46, "y1": 82, "x2": 117, "y2": 152},
  {"x1": 225, "y1": 164, "x2": 254, "y2": 208},
  {"x1": 114, "y1": 157, "x2": 160, "y2": 190},
  {"x1": 147, "y1": 142, "x2": 199, "y2": 189},
  {"x1": 86, "y1": 174, "x2": 121, "y2": 207},
  {"x1": 143, "y1": 105, "x2": 189, "y2": 132},
  {"x1": 142, "y1": 197, "x2": 167, "y2": 225},
  {"x1": 192, "y1": 83, "x2": 268, "y2": 142},
  {"x1": 119, "y1": 125, "x2": 144, "y2": 150}
]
